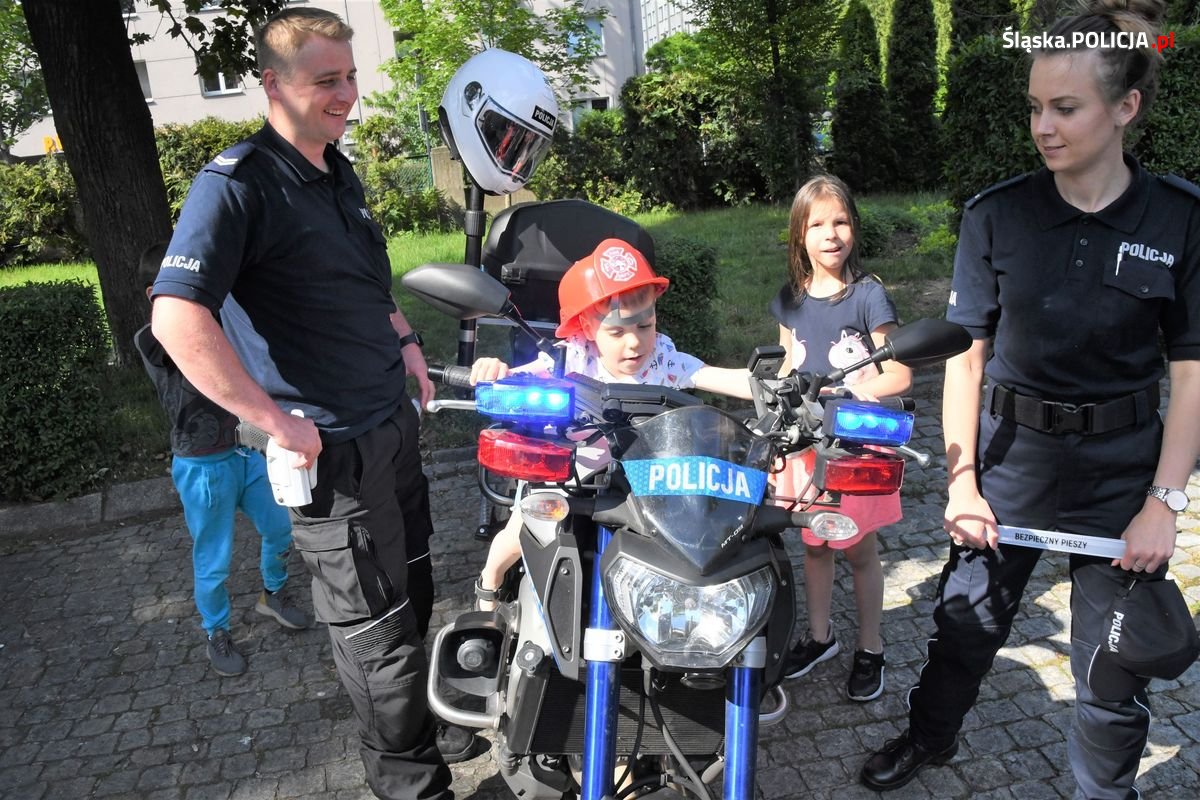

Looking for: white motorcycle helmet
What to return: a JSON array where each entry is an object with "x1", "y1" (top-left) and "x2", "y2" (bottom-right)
[{"x1": 438, "y1": 49, "x2": 559, "y2": 195}]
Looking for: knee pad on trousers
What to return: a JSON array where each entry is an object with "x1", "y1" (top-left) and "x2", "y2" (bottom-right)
[{"x1": 344, "y1": 602, "x2": 416, "y2": 660}]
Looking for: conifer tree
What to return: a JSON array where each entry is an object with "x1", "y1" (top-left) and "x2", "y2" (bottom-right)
[
  {"x1": 950, "y1": 0, "x2": 1016, "y2": 50},
  {"x1": 829, "y1": 0, "x2": 894, "y2": 192},
  {"x1": 885, "y1": 0, "x2": 941, "y2": 188}
]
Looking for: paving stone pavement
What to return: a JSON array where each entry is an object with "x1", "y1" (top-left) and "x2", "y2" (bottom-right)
[{"x1": 2, "y1": 374, "x2": 1199, "y2": 799}]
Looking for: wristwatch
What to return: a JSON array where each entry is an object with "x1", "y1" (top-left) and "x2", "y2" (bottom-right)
[
  {"x1": 398, "y1": 331, "x2": 424, "y2": 349},
  {"x1": 1147, "y1": 485, "x2": 1189, "y2": 513}
]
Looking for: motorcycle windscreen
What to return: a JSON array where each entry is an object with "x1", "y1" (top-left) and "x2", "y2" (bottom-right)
[{"x1": 620, "y1": 406, "x2": 772, "y2": 574}]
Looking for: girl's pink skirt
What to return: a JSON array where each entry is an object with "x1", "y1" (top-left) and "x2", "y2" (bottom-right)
[{"x1": 769, "y1": 449, "x2": 902, "y2": 549}]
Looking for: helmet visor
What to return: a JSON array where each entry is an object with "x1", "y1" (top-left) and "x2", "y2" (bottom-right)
[{"x1": 476, "y1": 102, "x2": 553, "y2": 182}]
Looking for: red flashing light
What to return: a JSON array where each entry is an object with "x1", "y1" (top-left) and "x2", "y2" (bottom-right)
[
  {"x1": 478, "y1": 429, "x2": 573, "y2": 482},
  {"x1": 820, "y1": 454, "x2": 905, "y2": 496}
]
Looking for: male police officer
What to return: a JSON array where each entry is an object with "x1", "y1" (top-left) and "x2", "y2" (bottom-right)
[{"x1": 150, "y1": 8, "x2": 456, "y2": 799}]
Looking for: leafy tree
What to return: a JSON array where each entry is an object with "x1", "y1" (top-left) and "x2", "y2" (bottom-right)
[
  {"x1": 0, "y1": 0, "x2": 50, "y2": 162},
  {"x1": 620, "y1": 67, "x2": 714, "y2": 208},
  {"x1": 686, "y1": 0, "x2": 837, "y2": 201},
  {"x1": 20, "y1": 0, "x2": 281, "y2": 367},
  {"x1": 829, "y1": 0, "x2": 895, "y2": 193},
  {"x1": 644, "y1": 30, "x2": 707, "y2": 73},
  {"x1": 137, "y1": 0, "x2": 282, "y2": 80},
  {"x1": 886, "y1": 0, "x2": 942, "y2": 188},
  {"x1": 371, "y1": 0, "x2": 601, "y2": 162},
  {"x1": 620, "y1": 30, "x2": 767, "y2": 208}
]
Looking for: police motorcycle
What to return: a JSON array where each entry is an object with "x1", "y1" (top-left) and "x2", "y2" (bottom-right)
[{"x1": 403, "y1": 261, "x2": 970, "y2": 800}]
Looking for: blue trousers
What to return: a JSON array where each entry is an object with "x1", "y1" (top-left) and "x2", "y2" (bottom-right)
[
  {"x1": 172, "y1": 448, "x2": 293, "y2": 635},
  {"x1": 908, "y1": 392, "x2": 1162, "y2": 799}
]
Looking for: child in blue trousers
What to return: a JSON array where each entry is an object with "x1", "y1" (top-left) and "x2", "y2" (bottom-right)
[{"x1": 135, "y1": 242, "x2": 309, "y2": 676}]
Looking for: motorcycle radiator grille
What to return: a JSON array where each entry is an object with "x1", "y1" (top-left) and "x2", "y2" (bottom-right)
[{"x1": 527, "y1": 668, "x2": 725, "y2": 755}]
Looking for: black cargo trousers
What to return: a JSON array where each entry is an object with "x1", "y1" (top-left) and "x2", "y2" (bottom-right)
[
  {"x1": 908, "y1": 389, "x2": 1163, "y2": 800},
  {"x1": 290, "y1": 399, "x2": 452, "y2": 800}
]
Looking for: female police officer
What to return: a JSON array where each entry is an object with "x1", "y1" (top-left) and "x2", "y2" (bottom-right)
[{"x1": 861, "y1": 1, "x2": 1200, "y2": 796}]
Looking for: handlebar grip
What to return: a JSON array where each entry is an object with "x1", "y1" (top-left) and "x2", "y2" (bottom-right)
[
  {"x1": 875, "y1": 396, "x2": 916, "y2": 412},
  {"x1": 426, "y1": 364, "x2": 473, "y2": 390},
  {"x1": 235, "y1": 421, "x2": 270, "y2": 453}
]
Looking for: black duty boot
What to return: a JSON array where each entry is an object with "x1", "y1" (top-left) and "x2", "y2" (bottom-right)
[
  {"x1": 860, "y1": 729, "x2": 958, "y2": 791},
  {"x1": 436, "y1": 723, "x2": 485, "y2": 764}
]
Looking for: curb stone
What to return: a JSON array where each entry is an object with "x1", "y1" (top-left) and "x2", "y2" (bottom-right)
[{"x1": 0, "y1": 476, "x2": 177, "y2": 539}]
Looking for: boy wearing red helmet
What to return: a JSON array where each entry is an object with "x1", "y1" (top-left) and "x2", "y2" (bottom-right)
[
  {"x1": 471, "y1": 238, "x2": 750, "y2": 391},
  {"x1": 468, "y1": 238, "x2": 752, "y2": 609}
]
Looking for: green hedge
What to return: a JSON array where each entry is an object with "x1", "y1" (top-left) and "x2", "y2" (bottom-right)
[
  {"x1": 0, "y1": 280, "x2": 108, "y2": 501},
  {"x1": 358, "y1": 157, "x2": 459, "y2": 236},
  {"x1": 156, "y1": 116, "x2": 263, "y2": 219},
  {"x1": 940, "y1": 34, "x2": 1040, "y2": 218},
  {"x1": 528, "y1": 110, "x2": 651, "y2": 215},
  {"x1": 0, "y1": 156, "x2": 88, "y2": 267},
  {"x1": 654, "y1": 236, "x2": 719, "y2": 363},
  {"x1": 1134, "y1": 25, "x2": 1200, "y2": 182}
]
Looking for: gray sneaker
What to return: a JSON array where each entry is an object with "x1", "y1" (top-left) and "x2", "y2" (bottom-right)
[
  {"x1": 207, "y1": 629, "x2": 247, "y2": 676},
  {"x1": 255, "y1": 589, "x2": 310, "y2": 630}
]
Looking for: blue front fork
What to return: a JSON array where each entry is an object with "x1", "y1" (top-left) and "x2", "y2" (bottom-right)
[
  {"x1": 580, "y1": 526, "x2": 761, "y2": 800},
  {"x1": 724, "y1": 665, "x2": 761, "y2": 799},
  {"x1": 581, "y1": 526, "x2": 620, "y2": 800}
]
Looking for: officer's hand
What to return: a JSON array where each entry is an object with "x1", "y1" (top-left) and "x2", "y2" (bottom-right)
[
  {"x1": 273, "y1": 412, "x2": 322, "y2": 469},
  {"x1": 1114, "y1": 498, "x2": 1177, "y2": 573},
  {"x1": 470, "y1": 357, "x2": 511, "y2": 386},
  {"x1": 402, "y1": 344, "x2": 436, "y2": 410},
  {"x1": 944, "y1": 490, "x2": 999, "y2": 550}
]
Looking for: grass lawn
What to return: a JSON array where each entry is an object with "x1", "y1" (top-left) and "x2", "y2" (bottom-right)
[{"x1": 2, "y1": 197, "x2": 955, "y2": 492}]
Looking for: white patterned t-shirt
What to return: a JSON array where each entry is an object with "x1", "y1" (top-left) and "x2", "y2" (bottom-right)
[{"x1": 515, "y1": 333, "x2": 705, "y2": 389}]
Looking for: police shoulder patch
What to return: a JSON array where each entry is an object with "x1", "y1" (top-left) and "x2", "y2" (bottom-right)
[
  {"x1": 203, "y1": 141, "x2": 257, "y2": 176},
  {"x1": 1158, "y1": 173, "x2": 1200, "y2": 203},
  {"x1": 965, "y1": 173, "x2": 1029, "y2": 209}
]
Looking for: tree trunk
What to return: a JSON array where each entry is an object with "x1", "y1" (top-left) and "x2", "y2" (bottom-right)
[{"x1": 22, "y1": 0, "x2": 172, "y2": 367}]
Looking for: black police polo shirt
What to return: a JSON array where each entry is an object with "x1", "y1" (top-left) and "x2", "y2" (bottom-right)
[
  {"x1": 947, "y1": 155, "x2": 1200, "y2": 404},
  {"x1": 153, "y1": 123, "x2": 406, "y2": 443}
]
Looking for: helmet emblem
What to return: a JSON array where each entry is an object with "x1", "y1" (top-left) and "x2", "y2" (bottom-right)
[{"x1": 598, "y1": 246, "x2": 638, "y2": 282}]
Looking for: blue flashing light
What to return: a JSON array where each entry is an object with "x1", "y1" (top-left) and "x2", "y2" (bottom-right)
[
  {"x1": 826, "y1": 399, "x2": 914, "y2": 446},
  {"x1": 475, "y1": 374, "x2": 575, "y2": 425}
]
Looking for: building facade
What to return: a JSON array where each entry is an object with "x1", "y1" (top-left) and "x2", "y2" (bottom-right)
[
  {"x1": 640, "y1": 0, "x2": 700, "y2": 53},
  {"x1": 13, "y1": 0, "x2": 653, "y2": 158}
]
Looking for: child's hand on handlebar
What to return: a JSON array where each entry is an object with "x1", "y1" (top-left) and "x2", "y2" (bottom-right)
[{"x1": 470, "y1": 357, "x2": 511, "y2": 385}]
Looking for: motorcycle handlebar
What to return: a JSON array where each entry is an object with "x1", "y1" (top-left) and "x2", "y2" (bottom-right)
[
  {"x1": 873, "y1": 396, "x2": 916, "y2": 412},
  {"x1": 427, "y1": 364, "x2": 473, "y2": 390}
]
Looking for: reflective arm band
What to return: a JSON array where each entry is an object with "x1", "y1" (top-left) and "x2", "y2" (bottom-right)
[{"x1": 996, "y1": 525, "x2": 1126, "y2": 559}]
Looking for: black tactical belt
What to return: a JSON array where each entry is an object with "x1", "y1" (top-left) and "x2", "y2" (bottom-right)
[{"x1": 990, "y1": 383, "x2": 1159, "y2": 436}]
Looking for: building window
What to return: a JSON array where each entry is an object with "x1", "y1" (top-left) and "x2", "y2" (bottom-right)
[
  {"x1": 571, "y1": 97, "x2": 611, "y2": 127},
  {"x1": 135, "y1": 60, "x2": 153, "y2": 102},
  {"x1": 200, "y1": 64, "x2": 242, "y2": 96},
  {"x1": 336, "y1": 119, "x2": 360, "y2": 162},
  {"x1": 121, "y1": 0, "x2": 137, "y2": 16},
  {"x1": 568, "y1": 17, "x2": 605, "y2": 57}
]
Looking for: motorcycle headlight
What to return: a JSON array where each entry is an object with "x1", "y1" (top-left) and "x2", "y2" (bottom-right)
[{"x1": 605, "y1": 555, "x2": 776, "y2": 669}]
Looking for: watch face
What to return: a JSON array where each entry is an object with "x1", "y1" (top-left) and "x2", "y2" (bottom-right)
[{"x1": 1166, "y1": 490, "x2": 1188, "y2": 512}]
